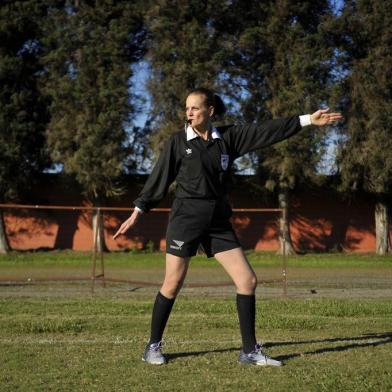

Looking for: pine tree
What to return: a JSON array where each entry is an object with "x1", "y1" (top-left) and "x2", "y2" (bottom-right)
[
  {"x1": 0, "y1": 0, "x2": 51, "y2": 253},
  {"x1": 222, "y1": 0, "x2": 334, "y2": 254},
  {"x1": 334, "y1": 0, "x2": 392, "y2": 254},
  {"x1": 144, "y1": 0, "x2": 229, "y2": 154},
  {"x1": 41, "y1": 0, "x2": 145, "y2": 251}
]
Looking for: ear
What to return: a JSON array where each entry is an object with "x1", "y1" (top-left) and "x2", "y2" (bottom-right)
[{"x1": 208, "y1": 106, "x2": 215, "y2": 117}]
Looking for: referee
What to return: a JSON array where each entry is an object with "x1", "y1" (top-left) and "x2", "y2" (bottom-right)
[{"x1": 114, "y1": 88, "x2": 342, "y2": 366}]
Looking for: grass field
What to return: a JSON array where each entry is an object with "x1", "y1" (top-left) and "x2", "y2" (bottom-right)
[{"x1": 1, "y1": 252, "x2": 392, "y2": 391}]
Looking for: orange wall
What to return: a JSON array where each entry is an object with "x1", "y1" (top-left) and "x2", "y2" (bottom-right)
[{"x1": 3, "y1": 178, "x2": 391, "y2": 253}]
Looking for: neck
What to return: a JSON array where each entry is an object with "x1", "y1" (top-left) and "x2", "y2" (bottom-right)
[{"x1": 193, "y1": 124, "x2": 211, "y2": 141}]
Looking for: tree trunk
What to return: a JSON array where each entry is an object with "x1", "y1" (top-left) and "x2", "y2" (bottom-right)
[
  {"x1": 277, "y1": 189, "x2": 295, "y2": 255},
  {"x1": 0, "y1": 210, "x2": 10, "y2": 254},
  {"x1": 54, "y1": 210, "x2": 79, "y2": 250},
  {"x1": 375, "y1": 200, "x2": 390, "y2": 255},
  {"x1": 92, "y1": 198, "x2": 107, "y2": 253}
]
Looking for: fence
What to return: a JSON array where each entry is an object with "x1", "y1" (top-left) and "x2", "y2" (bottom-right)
[{"x1": 0, "y1": 203, "x2": 288, "y2": 294}]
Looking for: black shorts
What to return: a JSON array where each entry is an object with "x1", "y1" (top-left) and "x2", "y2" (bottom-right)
[{"x1": 166, "y1": 198, "x2": 241, "y2": 258}]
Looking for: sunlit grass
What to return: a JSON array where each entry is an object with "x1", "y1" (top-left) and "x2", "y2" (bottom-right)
[{"x1": 0, "y1": 296, "x2": 391, "y2": 391}]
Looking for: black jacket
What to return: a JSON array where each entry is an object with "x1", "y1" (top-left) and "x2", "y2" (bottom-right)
[{"x1": 134, "y1": 116, "x2": 302, "y2": 212}]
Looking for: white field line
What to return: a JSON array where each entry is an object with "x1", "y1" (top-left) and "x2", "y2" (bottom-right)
[
  {"x1": 0, "y1": 337, "x2": 242, "y2": 345},
  {"x1": 0, "y1": 337, "x2": 384, "y2": 347}
]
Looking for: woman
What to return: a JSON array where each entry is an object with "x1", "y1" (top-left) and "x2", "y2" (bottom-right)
[{"x1": 113, "y1": 88, "x2": 342, "y2": 366}]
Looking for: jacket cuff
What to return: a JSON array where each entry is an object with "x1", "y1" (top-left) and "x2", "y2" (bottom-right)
[
  {"x1": 133, "y1": 200, "x2": 146, "y2": 214},
  {"x1": 134, "y1": 206, "x2": 144, "y2": 214},
  {"x1": 299, "y1": 114, "x2": 312, "y2": 127}
]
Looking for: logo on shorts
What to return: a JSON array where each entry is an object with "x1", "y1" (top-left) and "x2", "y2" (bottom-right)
[
  {"x1": 170, "y1": 239, "x2": 184, "y2": 250},
  {"x1": 186, "y1": 148, "x2": 192, "y2": 155},
  {"x1": 221, "y1": 154, "x2": 229, "y2": 170}
]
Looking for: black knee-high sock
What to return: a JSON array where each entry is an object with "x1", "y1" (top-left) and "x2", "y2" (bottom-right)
[
  {"x1": 149, "y1": 291, "x2": 176, "y2": 344},
  {"x1": 236, "y1": 293, "x2": 257, "y2": 354}
]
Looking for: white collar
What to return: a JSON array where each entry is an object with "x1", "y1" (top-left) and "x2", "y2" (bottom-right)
[{"x1": 186, "y1": 126, "x2": 222, "y2": 141}]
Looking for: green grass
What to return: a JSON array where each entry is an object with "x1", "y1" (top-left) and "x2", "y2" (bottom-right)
[
  {"x1": 1, "y1": 251, "x2": 391, "y2": 294},
  {"x1": 0, "y1": 296, "x2": 391, "y2": 391},
  {"x1": 1, "y1": 250, "x2": 392, "y2": 268},
  {"x1": 0, "y1": 252, "x2": 391, "y2": 391}
]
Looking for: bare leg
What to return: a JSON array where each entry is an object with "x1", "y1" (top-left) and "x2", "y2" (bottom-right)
[
  {"x1": 215, "y1": 247, "x2": 257, "y2": 353},
  {"x1": 160, "y1": 253, "x2": 190, "y2": 298},
  {"x1": 214, "y1": 247, "x2": 257, "y2": 294}
]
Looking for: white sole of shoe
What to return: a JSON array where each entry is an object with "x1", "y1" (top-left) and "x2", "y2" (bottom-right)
[{"x1": 142, "y1": 357, "x2": 165, "y2": 365}]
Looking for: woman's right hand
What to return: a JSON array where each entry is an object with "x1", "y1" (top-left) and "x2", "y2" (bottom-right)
[{"x1": 113, "y1": 209, "x2": 142, "y2": 239}]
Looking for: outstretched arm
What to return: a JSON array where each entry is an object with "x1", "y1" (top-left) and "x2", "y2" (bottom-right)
[{"x1": 228, "y1": 109, "x2": 343, "y2": 157}]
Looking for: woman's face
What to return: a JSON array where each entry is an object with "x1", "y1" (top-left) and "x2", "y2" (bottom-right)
[{"x1": 185, "y1": 93, "x2": 214, "y2": 131}]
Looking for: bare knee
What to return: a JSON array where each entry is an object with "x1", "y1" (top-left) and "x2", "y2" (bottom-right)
[
  {"x1": 214, "y1": 247, "x2": 258, "y2": 295},
  {"x1": 161, "y1": 255, "x2": 189, "y2": 299},
  {"x1": 236, "y1": 273, "x2": 257, "y2": 295},
  {"x1": 248, "y1": 273, "x2": 258, "y2": 292},
  {"x1": 160, "y1": 276, "x2": 185, "y2": 298}
]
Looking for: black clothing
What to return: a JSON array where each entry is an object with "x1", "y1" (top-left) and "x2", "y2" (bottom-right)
[
  {"x1": 166, "y1": 198, "x2": 240, "y2": 257},
  {"x1": 236, "y1": 293, "x2": 257, "y2": 354},
  {"x1": 134, "y1": 115, "x2": 303, "y2": 257},
  {"x1": 133, "y1": 116, "x2": 302, "y2": 213},
  {"x1": 149, "y1": 291, "x2": 175, "y2": 344}
]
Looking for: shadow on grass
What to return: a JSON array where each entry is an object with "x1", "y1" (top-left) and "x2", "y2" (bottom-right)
[
  {"x1": 165, "y1": 347, "x2": 240, "y2": 362},
  {"x1": 164, "y1": 332, "x2": 392, "y2": 363},
  {"x1": 268, "y1": 332, "x2": 392, "y2": 362}
]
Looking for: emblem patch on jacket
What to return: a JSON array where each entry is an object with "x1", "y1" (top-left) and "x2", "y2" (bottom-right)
[{"x1": 221, "y1": 154, "x2": 229, "y2": 170}]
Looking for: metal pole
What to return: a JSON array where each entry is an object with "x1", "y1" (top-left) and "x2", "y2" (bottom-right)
[
  {"x1": 99, "y1": 209, "x2": 105, "y2": 288},
  {"x1": 282, "y1": 235, "x2": 287, "y2": 297},
  {"x1": 91, "y1": 208, "x2": 99, "y2": 293},
  {"x1": 281, "y1": 208, "x2": 288, "y2": 297},
  {"x1": 1, "y1": 203, "x2": 287, "y2": 291}
]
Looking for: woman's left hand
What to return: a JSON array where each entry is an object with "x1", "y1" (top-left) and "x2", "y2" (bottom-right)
[{"x1": 310, "y1": 108, "x2": 343, "y2": 126}]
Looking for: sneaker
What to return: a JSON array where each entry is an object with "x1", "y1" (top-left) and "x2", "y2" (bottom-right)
[
  {"x1": 142, "y1": 341, "x2": 167, "y2": 365},
  {"x1": 238, "y1": 343, "x2": 282, "y2": 366}
]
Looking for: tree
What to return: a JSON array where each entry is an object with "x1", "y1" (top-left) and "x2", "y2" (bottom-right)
[
  {"x1": 221, "y1": 0, "x2": 334, "y2": 254},
  {"x1": 144, "y1": 0, "x2": 229, "y2": 154},
  {"x1": 42, "y1": 0, "x2": 145, "y2": 251},
  {"x1": 0, "y1": 0, "x2": 51, "y2": 253},
  {"x1": 334, "y1": 0, "x2": 392, "y2": 254}
]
